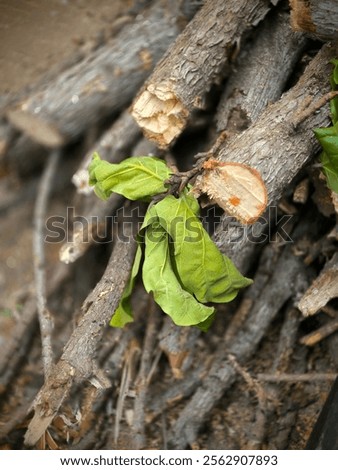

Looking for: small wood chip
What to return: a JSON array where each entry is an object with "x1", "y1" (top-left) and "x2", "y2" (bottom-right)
[{"x1": 293, "y1": 178, "x2": 310, "y2": 204}]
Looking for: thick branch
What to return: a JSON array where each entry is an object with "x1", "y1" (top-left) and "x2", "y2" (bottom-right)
[
  {"x1": 211, "y1": 43, "x2": 336, "y2": 270},
  {"x1": 167, "y1": 243, "x2": 309, "y2": 449},
  {"x1": 131, "y1": 0, "x2": 274, "y2": 148},
  {"x1": 24, "y1": 208, "x2": 139, "y2": 447},
  {"x1": 217, "y1": 8, "x2": 307, "y2": 132},
  {"x1": 6, "y1": 0, "x2": 197, "y2": 148},
  {"x1": 72, "y1": 111, "x2": 141, "y2": 194},
  {"x1": 33, "y1": 150, "x2": 60, "y2": 378},
  {"x1": 60, "y1": 138, "x2": 156, "y2": 264}
]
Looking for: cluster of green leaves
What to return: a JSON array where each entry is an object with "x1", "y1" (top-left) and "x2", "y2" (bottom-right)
[
  {"x1": 314, "y1": 59, "x2": 338, "y2": 193},
  {"x1": 89, "y1": 153, "x2": 252, "y2": 331}
]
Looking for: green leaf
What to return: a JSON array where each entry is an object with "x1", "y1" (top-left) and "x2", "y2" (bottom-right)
[
  {"x1": 142, "y1": 224, "x2": 214, "y2": 327},
  {"x1": 331, "y1": 59, "x2": 338, "y2": 87},
  {"x1": 110, "y1": 244, "x2": 143, "y2": 328},
  {"x1": 314, "y1": 60, "x2": 338, "y2": 193},
  {"x1": 89, "y1": 153, "x2": 171, "y2": 201},
  {"x1": 314, "y1": 122, "x2": 338, "y2": 140},
  {"x1": 330, "y1": 96, "x2": 338, "y2": 124},
  {"x1": 152, "y1": 194, "x2": 252, "y2": 304},
  {"x1": 196, "y1": 312, "x2": 216, "y2": 332},
  {"x1": 314, "y1": 123, "x2": 338, "y2": 192},
  {"x1": 321, "y1": 151, "x2": 338, "y2": 193}
]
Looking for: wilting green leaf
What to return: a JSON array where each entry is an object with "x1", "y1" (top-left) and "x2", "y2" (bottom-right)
[
  {"x1": 196, "y1": 312, "x2": 216, "y2": 332},
  {"x1": 314, "y1": 59, "x2": 338, "y2": 193},
  {"x1": 89, "y1": 153, "x2": 171, "y2": 201},
  {"x1": 142, "y1": 224, "x2": 214, "y2": 327},
  {"x1": 110, "y1": 244, "x2": 143, "y2": 328},
  {"x1": 151, "y1": 194, "x2": 252, "y2": 304},
  {"x1": 314, "y1": 123, "x2": 338, "y2": 193},
  {"x1": 89, "y1": 154, "x2": 252, "y2": 330},
  {"x1": 331, "y1": 59, "x2": 338, "y2": 87},
  {"x1": 321, "y1": 151, "x2": 338, "y2": 193}
]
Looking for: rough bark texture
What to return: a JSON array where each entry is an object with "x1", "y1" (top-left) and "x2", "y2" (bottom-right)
[
  {"x1": 5, "y1": 0, "x2": 196, "y2": 148},
  {"x1": 72, "y1": 111, "x2": 141, "y2": 194},
  {"x1": 167, "y1": 243, "x2": 309, "y2": 449},
  {"x1": 131, "y1": 0, "x2": 274, "y2": 148},
  {"x1": 60, "y1": 138, "x2": 156, "y2": 264},
  {"x1": 212, "y1": 43, "x2": 336, "y2": 271},
  {"x1": 2, "y1": 1, "x2": 337, "y2": 451},
  {"x1": 290, "y1": 0, "x2": 338, "y2": 40},
  {"x1": 298, "y1": 253, "x2": 338, "y2": 317},
  {"x1": 217, "y1": 8, "x2": 308, "y2": 132},
  {"x1": 25, "y1": 211, "x2": 138, "y2": 446}
]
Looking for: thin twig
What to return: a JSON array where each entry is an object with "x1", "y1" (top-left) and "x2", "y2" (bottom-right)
[
  {"x1": 300, "y1": 317, "x2": 338, "y2": 346},
  {"x1": 227, "y1": 354, "x2": 270, "y2": 406},
  {"x1": 257, "y1": 373, "x2": 337, "y2": 383},
  {"x1": 0, "y1": 263, "x2": 69, "y2": 394},
  {"x1": 167, "y1": 243, "x2": 308, "y2": 449},
  {"x1": 256, "y1": 307, "x2": 302, "y2": 449},
  {"x1": 293, "y1": 90, "x2": 338, "y2": 127},
  {"x1": 114, "y1": 339, "x2": 141, "y2": 444},
  {"x1": 33, "y1": 149, "x2": 61, "y2": 379},
  {"x1": 132, "y1": 303, "x2": 161, "y2": 449},
  {"x1": 227, "y1": 353, "x2": 273, "y2": 448}
]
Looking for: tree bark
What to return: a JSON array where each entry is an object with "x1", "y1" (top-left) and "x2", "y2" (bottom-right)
[
  {"x1": 290, "y1": 0, "x2": 338, "y2": 40},
  {"x1": 24, "y1": 207, "x2": 139, "y2": 446},
  {"x1": 60, "y1": 137, "x2": 156, "y2": 264},
  {"x1": 167, "y1": 243, "x2": 309, "y2": 449},
  {"x1": 211, "y1": 43, "x2": 336, "y2": 271},
  {"x1": 131, "y1": 0, "x2": 275, "y2": 148},
  {"x1": 217, "y1": 8, "x2": 307, "y2": 132},
  {"x1": 5, "y1": 0, "x2": 198, "y2": 148},
  {"x1": 298, "y1": 253, "x2": 338, "y2": 317},
  {"x1": 72, "y1": 111, "x2": 141, "y2": 194}
]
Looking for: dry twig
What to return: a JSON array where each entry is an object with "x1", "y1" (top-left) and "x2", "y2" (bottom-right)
[{"x1": 33, "y1": 149, "x2": 61, "y2": 378}]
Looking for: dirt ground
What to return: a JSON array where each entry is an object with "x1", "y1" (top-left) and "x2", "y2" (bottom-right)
[
  {"x1": 0, "y1": 0, "x2": 129, "y2": 94},
  {"x1": 0, "y1": 0, "x2": 337, "y2": 451}
]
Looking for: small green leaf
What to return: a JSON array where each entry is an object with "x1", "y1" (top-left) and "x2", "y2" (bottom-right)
[
  {"x1": 330, "y1": 97, "x2": 338, "y2": 124},
  {"x1": 314, "y1": 122, "x2": 338, "y2": 140},
  {"x1": 89, "y1": 153, "x2": 171, "y2": 201},
  {"x1": 331, "y1": 59, "x2": 338, "y2": 87},
  {"x1": 196, "y1": 312, "x2": 216, "y2": 332},
  {"x1": 110, "y1": 244, "x2": 143, "y2": 327},
  {"x1": 142, "y1": 224, "x2": 214, "y2": 327},
  {"x1": 152, "y1": 194, "x2": 252, "y2": 304},
  {"x1": 321, "y1": 151, "x2": 338, "y2": 193},
  {"x1": 316, "y1": 135, "x2": 338, "y2": 156}
]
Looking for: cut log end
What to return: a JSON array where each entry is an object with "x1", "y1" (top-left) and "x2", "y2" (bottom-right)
[
  {"x1": 290, "y1": 0, "x2": 338, "y2": 40},
  {"x1": 193, "y1": 161, "x2": 268, "y2": 224},
  {"x1": 6, "y1": 109, "x2": 65, "y2": 148},
  {"x1": 131, "y1": 83, "x2": 189, "y2": 148},
  {"x1": 290, "y1": 0, "x2": 316, "y2": 35}
]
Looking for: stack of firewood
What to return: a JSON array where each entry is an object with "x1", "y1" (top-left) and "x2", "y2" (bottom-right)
[{"x1": 0, "y1": 0, "x2": 337, "y2": 450}]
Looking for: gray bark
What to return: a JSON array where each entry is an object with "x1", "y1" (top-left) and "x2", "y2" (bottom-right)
[
  {"x1": 217, "y1": 8, "x2": 308, "y2": 132},
  {"x1": 167, "y1": 243, "x2": 309, "y2": 449},
  {"x1": 131, "y1": 0, "x2": 276, "y2": 148},
  {"x1": 24, "y1": 207, "x2": 139, "y2": 446},
  {"x1": 212, "y1": 43, "x2": 336, "y2": 271},
  {"x1": 72, "y1": 111, "x2": 141, "y2": 194},
  {"x1": 290, "y1": 0, "x2": 338, "y2": 40},
  {"x1": 5, "y1": 0, "x2": 199, "y2": 148}
]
